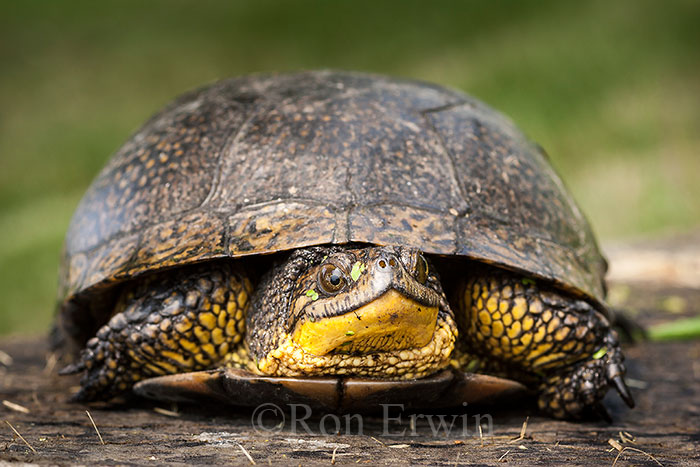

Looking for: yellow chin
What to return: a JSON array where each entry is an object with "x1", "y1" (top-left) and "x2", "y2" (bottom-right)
[
  {"x1": 245, "y1": 315, "x2": 456, "y2": 379},
  {"x1": 291, "y1": 289, "x2": 439, "y2": 356}
]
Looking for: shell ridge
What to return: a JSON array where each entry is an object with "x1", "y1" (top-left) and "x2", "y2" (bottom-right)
[
  {"x1": 420, "y1": 102, "x2": 472, "y2": 255},
  {"x1": 199, "y1": 102, "x2": 264, "y2": 209},
  {"x1": 334, "y1": 164, "x2": 355, "y2": 244}
]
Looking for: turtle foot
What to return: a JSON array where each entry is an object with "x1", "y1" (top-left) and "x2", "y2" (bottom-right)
[
  {"x1": 63, "y1": 333, "x2": 137, "y2": 402},
  {"x1": 537, "y1": 331, "x2": 633, "y2": 419}
]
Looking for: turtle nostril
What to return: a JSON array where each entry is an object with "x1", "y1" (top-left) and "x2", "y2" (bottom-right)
[{"x1": 377, "y1": 254, "x2": 399, "y2": 270}]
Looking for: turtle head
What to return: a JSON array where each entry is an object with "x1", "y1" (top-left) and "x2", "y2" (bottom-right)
[
  {"x1": 290, "y1": 246, "x2": 440, "y2": 355},
  {"x1": 247, "y1": 245, "x2": 457, "y2": 378}
]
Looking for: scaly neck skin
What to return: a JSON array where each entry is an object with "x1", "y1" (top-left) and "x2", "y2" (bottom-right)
[{"x1": 243, "y1": 245, "x2": 458, "y2": 379}]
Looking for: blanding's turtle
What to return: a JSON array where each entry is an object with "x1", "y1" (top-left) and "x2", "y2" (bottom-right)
[{"x1": 56, "y1": 71, "x2": 634, "y2": 419}]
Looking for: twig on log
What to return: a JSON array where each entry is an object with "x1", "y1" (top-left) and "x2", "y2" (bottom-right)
[
  {"x1": 4, "y1": 420, "x2": 37, "y2": 454},
  {"x1": 236, "y1": 442, "x2": 256, "y2": 465},
  {"x1": 2, "y1": 400, "x2": 29, "y2": 413},
  {"x1": 86, "y1": 410, "x2": 105, "y2": 445}
]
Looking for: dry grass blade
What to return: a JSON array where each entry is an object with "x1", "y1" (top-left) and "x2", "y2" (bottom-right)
[
  {"x1": 510, "y1": 416, "x2": 529, "y2": 442},
  {"x1": 497, "y1": 449, "x2": 511, "y2": 462},
  {"x1": 478, "y1": 423, "x2": 484, "y2": 447},
  {"x1": 237, "y1": 442, "x2": 256, "y2": 465},
  {"x1": 619, "y1": 431, "x2": 636, "y2": 444},
  {"x1": 608, "y1": 438, "x2": 623, "y2": 451},
  {"x1": 611, "y1": 447, "x2": 663, "y2": 466},
  {"x1": 86, "y1": 410, "x2": 105, "y2": 445},
  {"x1": 370, "y1": 436, "x2": 387, "y2": 447},
  {"x1": 331, "y1": 446, "x2": 338, "y2": 465},
  {"x1": 2, "y1": 400, "x2": 29, "y2": 413},
  {"x1": 43, "y1": 352, "x2": 58, "y2": 375},
  {"x1": 153, "y1": 407, "x2": 180, "y2": 417},
  {"x1": 625, "y1": 378, "x2": 648, "y2": 389},
  {"x1": 4, "y1": 420, "x2": 37, "y2": 454},
  {"x1": 0, "y1": 350, "x2": 12, "y2": 366},
  {"x1": 519, "y1": 416, "x2": 528, "y2": 438}
]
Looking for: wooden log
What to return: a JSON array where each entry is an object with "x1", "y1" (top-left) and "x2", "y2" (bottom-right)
[{"x1": 1, "y1": 280, "x2": 698, "y2": 465}]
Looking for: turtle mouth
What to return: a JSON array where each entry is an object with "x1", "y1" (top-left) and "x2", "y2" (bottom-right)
[
  {"x1": 291, "y1": 289, "x2": 439, "y2": 356},
  {"x1": 252, "y1": 313, "x2": 456, "y2": 379},
  {"x1": 254, "y1": 287, "x2": 454, "y2": 379}
]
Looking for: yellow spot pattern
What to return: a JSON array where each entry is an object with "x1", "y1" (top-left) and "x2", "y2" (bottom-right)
[
  {"x1": 113, "y1": 266, "x2": 252, "y2": 386},
  {"x1": 458, "y1": 275, "x2": 601, "y2": 373},
  {"x1": 199, "y1": 312, "x2": 217, "y2": 330}
]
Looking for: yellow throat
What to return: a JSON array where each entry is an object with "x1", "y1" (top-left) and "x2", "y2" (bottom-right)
[{"x1": 292, "y1": 289, "x2": 439, "y2": 356}]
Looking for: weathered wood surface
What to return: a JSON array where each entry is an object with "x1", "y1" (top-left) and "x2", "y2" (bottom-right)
[{"x1": 1, "y1": 281, "x2": 699, "y2": 465}]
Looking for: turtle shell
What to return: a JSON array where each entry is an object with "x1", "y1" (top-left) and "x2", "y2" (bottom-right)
[{"x1": 58, "y1": 71, "x2": 607, "y2": 340}]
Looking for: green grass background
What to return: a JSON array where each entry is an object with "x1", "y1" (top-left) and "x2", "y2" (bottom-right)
[{"x1": 1, "y1": 0, "x2": 698, "y2": 335}]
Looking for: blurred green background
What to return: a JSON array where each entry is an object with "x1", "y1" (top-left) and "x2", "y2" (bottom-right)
[{"x1": 1, "y1": 0, "x2": 698, "y2": 336}]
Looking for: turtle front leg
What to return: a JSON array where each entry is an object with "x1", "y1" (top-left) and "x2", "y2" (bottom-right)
[
  {"x1": 455, "y1": 273, "x2": 634, "y2": 419},
  {"x1": 60, "y1": 262, "x2": 251, "y2": 401}
]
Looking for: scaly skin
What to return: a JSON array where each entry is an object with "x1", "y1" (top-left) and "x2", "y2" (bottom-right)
[
  {"x1": 62, "y1": 246, "x2": 632, "y2": 419},
  {"x1": 61, "y1": 262, "x2": 251, "y2": 401},
  {"x1": 455, "y1": 273, "x2": 632, "y2": 418}
]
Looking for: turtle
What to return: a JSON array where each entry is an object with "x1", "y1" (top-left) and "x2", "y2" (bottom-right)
[{"x1": 55, "y1": 70, "x2": 634, "y2": 419}]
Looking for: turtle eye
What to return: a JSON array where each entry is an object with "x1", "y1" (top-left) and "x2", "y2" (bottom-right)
[
  {"x1": 415, "y1": 254, "x2": 429, "y2": 284},
  {"x1": 318, "y1": 264, "x2": 347, "y2": 294}
]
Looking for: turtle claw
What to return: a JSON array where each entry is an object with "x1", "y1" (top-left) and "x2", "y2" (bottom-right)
[
  {"x1": 611, "y1": 374, "x2": 635, "y2": 408},
  {"x1": 58, "y1": 361, "x2": 84, "y2": 376},
  {"x1": 605, "y1": 360, "x2": 634, "y2": 408}
]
